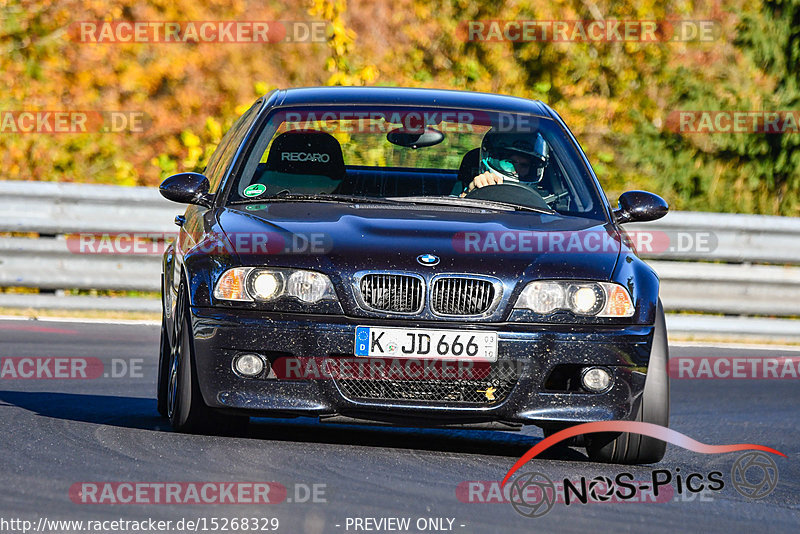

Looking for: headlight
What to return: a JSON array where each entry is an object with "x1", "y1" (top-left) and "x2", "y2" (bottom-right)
[
  {"x1": 214, "y1": 267, "x2": 337, "y2": 304},
  {"x1": 515, "y1": 281, "x2": 634, "y2": 317},
  {"x1": 286, "y1": 270, "x2": 334, "y2": 303},
  {"x1": 250, "y1": 271, "x2": 283, "y2": 300},
  {"x1": 568, "y1": 284, "x2": 604, "y2": 315}
]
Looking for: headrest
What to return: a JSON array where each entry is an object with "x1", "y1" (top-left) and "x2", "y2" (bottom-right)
[{"x1": 264, "y1": 131, "x2": 345, "y2": 179}]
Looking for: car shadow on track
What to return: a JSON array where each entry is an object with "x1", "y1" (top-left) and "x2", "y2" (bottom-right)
[
  {"x1": 0, "y1": 390, "x2": 587, "y2": 461},
  {"x1": 0, "y1": 390, "x2": 168, "y2": 431},
  {"x1": 245, "y1": 418, "x2": 588, "y2": 461}
]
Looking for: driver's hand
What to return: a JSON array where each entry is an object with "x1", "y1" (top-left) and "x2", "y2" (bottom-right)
[{"x1": 460, "y1": 172, "x2": 503, "y2": 197}]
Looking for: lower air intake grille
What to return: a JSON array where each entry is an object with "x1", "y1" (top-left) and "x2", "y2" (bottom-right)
[{"x1": 334, "y1": 362, "x2": 517, "y2": 405}]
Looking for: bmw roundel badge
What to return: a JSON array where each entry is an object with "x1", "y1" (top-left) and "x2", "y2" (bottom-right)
[{"x1": 417, "y1": 254, "x2": 440, "y2": 266}]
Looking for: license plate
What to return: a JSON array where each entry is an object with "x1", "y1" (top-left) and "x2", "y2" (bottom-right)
[{"x1": 354, "y1": 326, "x2": 497, "y2": 362}]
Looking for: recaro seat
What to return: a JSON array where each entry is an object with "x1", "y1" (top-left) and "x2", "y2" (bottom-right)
[{"x1": 254, "y1": 130, "x2": 346, "y2": 195}]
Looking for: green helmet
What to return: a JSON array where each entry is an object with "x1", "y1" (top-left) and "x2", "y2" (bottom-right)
[{"x1": 479, "y1": 131, "x2": 549, "y2": 183}]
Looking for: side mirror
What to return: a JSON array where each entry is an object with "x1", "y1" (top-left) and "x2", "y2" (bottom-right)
[
  {"x1": 159, "y1": 172, "x2": 213, "y2": 207},
  {"x1": 613, "y1": 190, "x2": 668, "y2": 224}
]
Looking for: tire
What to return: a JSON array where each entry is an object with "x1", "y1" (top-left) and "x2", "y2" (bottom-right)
[
  {"x1": 167, "y1": 282, "x2": 249, "y2": 435},
  {"x1": 586, "y1": 299, "x2": 670, "y2": 464},
  {"x1": 156, "y1": 312, "x2": 170, "y2": 418}
]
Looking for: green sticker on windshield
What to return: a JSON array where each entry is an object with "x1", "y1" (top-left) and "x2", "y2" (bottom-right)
[{"x1": 243, "y1": 184, "x2": 266, "y2": 198}]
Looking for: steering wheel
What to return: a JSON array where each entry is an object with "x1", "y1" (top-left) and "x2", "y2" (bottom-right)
[{"x1": 464, "y1": 182, "x2": 552, "y2": 211}]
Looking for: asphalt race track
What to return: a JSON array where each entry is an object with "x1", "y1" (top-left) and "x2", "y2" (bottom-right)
[{"x1": 0, "y1": 318, "x2": 798, "y2": 533}]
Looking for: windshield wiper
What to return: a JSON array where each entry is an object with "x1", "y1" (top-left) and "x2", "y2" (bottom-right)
[
  {"x1": 387, "y1": 196, "x2": 556, "y2": 215},
  {"x1": 232, "y1": 193, "x2": 555, "y2": 214},
  {"x1": 231, "y1": 193, "x2": 404, "y2": 205}
]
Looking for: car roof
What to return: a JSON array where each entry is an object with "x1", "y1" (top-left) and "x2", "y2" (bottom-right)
[{"x1": 267, "y1": 86, "x2": 554, "y2": 117}]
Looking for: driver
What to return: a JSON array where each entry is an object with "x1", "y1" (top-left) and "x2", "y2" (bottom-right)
[{"x1": 462, "y1": 131, "x2": 549, "y2": 196}]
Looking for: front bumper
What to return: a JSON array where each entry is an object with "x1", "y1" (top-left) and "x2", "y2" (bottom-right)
[{"x1": 189, "y1": 307, "x2": 654, "y2": 427}]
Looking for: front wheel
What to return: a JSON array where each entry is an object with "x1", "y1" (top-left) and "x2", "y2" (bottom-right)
[
  {"x1": 156, "y1": 313, "x2": 170, "y2": 418},
  {"x1": 586, "y1": 299, "x2": 670, "y2": 464},
  {"x1": 167, "y1": 283, "x2": 249, "y2": 435}
]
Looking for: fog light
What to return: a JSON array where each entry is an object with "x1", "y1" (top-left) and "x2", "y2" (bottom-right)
[
  {"x1": 581, "y1": 367, "x2": 612, "y2": 393},
  {"x1": 233, "y1": 354, "x2": 265, "y2": 377}
]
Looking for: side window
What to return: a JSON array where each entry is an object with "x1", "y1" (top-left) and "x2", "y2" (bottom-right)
[
  {"x1": 205, "y1": 102, "x2": 261, "y2": 193},
  {"x1": 204, "y1": 134, "x2": 235, "y2": 193}
]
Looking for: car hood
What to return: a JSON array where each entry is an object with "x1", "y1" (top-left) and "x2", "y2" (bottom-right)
[{"x1": 217, "y1": 202, "x2": 621, "y2": 281}]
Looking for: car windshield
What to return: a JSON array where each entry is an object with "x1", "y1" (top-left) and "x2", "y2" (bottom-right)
[{"x1": 230, "y1": 106, "x2": 606, "y2": 219}]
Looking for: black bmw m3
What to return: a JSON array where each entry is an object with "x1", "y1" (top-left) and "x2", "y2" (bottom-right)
[{"x1": 157, "y1": 86, "x2": 670, "y2": 464}]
